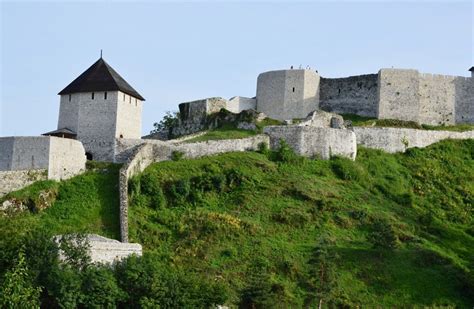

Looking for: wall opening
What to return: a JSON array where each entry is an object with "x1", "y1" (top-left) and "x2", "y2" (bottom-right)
[
  {"x1": 292, "y1": 87, "x2": 295, "y2": 92},
  {"x1": 69, "y1": 94, "x2": 71, "y2": 102},
  {"x1": 104, "y1": 92, "x2": 107, "y2": 100},
  {"x1": 85, "y1": 152, "x2": 93, "y2": 160},
  {"x1": 119, "y1": 134, "x2": 124, "y2": 138},
  {"x1": 91, "y1": 92, "x2": 95, "y2": 100}
]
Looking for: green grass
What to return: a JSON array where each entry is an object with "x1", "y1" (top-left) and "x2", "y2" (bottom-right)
[
  {"x1": 127, "y1": 139, "x2": 474, "y2": 307},
  {"x1": 184, "y1": 127, "x2": 257, "y2": 143},
  {"x1": 342, "y1": 113, "x2": 474, "y2": 131},
  {"x1": 1, "y1": 140, "x2": 473, "y2": 307},
  {"x1": 0, "y1": 162, "x2": 121, "y2": 242},
  {"x1": 183, "y1": 118, "x2": 283, "y2": 143}
]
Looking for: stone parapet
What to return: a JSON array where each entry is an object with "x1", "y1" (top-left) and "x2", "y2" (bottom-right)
[{"x1": 354, "y1": 127, "x2": 474, "y2": 153}]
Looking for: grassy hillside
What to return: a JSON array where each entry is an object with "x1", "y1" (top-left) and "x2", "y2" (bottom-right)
[
  {"x1": 128, "y1": 139, "x2": 474, "y2": 307},
  {"x1": 0, "y1": 162, "x2": 121, "y2": 271},
  {"x1": 1, "y1": 140, "x2": 473, "y2": 307}
]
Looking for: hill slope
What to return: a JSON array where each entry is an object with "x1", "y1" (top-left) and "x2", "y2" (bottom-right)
[
  {"x1": 127, "y1": 139, "x2": 474, "y2": 307},
  {"x1": 1, "y1": 140, "x2": 473, "y2": 307}
]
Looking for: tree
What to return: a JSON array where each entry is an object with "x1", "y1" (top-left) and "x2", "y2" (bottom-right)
[
  {"x1": 150, "y1": 111, "x2": 180, "y2": 134},
  {"x1": 0, "y1": 249, "x2": 42, "y2": 308}
]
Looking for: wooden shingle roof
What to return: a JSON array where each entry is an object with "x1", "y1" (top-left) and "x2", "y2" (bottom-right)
[{"x1": 58, "y1": 58, "x2": 145, "y2": 101}]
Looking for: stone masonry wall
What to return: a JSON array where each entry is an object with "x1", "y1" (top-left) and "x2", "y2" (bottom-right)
[
  {"x1": 257, "y1": 70, "x2": 320, "y2": 120},
  {"x1": 418, "y1": 74, "x2": 456, "y2": 125},
  {"x1": 76, "y1": 91, "x2": 118, "y2": 161},
  {"x1": 227, "y1": 96, "x2": 257, "y2": 113},
  {"x1": 454, "y1": 77, "x2": 474, "y2": 124},
  {"x1": 0, "y1": 170, "x2": 48, "y2": 197},
  {"x1": 48, "y1": 137, "x2": 87, "y2": 180},
  {"x1": 115, "y1": 91, "x2": 143, "y2": 139},
  {"x1": 377, "y1": 69, "x2": 420, "y2": 123},
  {"x1": 319, "y1": 74, "x2": 378, "y2": 117},
  {"x1": 263, "y1": 126, "x2": 357, "y2": 160},
  {"x1": 377, "y1": 69, "x2": 473, "y2": 125},
  {"x1": 354, "y1": 127, "x2": 474, "y2": 153},
  {"x1": 0, "y1": 136, "x2": 85, "y2": 196},
  {"x1": 175, "y1": 135, "x2": 269, "y2": 159}
]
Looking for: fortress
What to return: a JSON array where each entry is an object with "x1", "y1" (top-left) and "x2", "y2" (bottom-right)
[
  {"x1": 1, "y1": 57, "x2": 473, "y2": 244},
  {"x1": 1, "y1": 58, "x2": 473, "y2": 213},
  {"x1": 180, "y1": 67, "x2": 474, "y2": 125}
]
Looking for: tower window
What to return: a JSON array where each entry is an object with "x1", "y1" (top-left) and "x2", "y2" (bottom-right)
[
  {"x1": 91, "y1": 92, "x2": 95, "y2": 100},
  {"x1": 129, "y1": 96, "x2": 131, "y2": 103},
  {"x1": 104, "y1": 92, "x2": 107, "y2": 100},
  {"x1": 69, "y1": 94, "x2": 71, "y2": 102},
  {"x1": 123, "y1": 93, "x2": 126, "y2": 101},
  {"x1": 292, "y1": 87, "x2": 295, "y2": 92}
]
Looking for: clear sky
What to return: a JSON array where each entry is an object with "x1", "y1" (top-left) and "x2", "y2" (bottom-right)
[{"x1": 1, "y1": 0, "x2": 473, "y2": 136}]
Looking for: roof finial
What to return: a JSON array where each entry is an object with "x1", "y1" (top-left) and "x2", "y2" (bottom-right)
[{"x1": 100, "y1": 49, "x2": 103, "y2": 59}]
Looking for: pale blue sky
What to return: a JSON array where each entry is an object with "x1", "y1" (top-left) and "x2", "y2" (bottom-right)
[{"x1": 1, "y1": 0, "x2": 473, "y2": 136}]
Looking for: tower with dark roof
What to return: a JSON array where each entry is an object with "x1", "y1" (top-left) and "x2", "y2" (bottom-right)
[
  {"x1": 469, "y1": 66, "x2": 474, "y2": 78},
  {"x1": 55, "y1": 57, "x2": 145, "y2": 161}
]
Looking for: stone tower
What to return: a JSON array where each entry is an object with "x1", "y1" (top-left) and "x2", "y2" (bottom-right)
[
  {"x1": 256, "y1": 69, "x2": 320, "y2": 120},
  {"x1": 54, "y1": 57, "x2": 145, "y2": 161}
]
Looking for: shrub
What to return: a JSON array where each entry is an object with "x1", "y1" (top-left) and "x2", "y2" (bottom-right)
[
  {"x1": 272, "y1": 207, "x2": 311, "y2": 227},
  {"x1": 331, "y1": 157, "x2": 367, "y2": 183},
  {"x1": 274, "y1": 140, "x2": 298, "y2": 163},
  {"x1": 81, "y1": 266, "x2": 124, "y2": 308},
  {"x1": 169, "y1": 179, "x2": 192, "y2": 201},
  {"x1": 257, "y1": 142, "x2": 269, "y2": 155},
  {"x1": 171, "y1": 151, "x2": 185, "y2": 161},
  {"x1": 0, "y1": 249, "x2": 42, "y2": 309},
  {"x1": 367, "y1": 218, "x2": 399, "y2": 249}
]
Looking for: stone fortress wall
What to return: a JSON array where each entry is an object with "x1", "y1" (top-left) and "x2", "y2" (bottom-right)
[
  {"x1": 0, "y1": 136, "x2": 86, "y2": 196},
  {"x1": 377, "y1": 69, "x2": 474, "y2": 125},
  {"x1": 227, "y1": 96, "x2": 257, "y2": 113},
  {"x1": 179, "y1": 68, "x2": 473, "y2": 126},
  {"x1": 319, "y1": 74, "x2": 379, "y2": 117},
  {"x1": 256, "y1": 69, "x2": 320, "y2": 120}
]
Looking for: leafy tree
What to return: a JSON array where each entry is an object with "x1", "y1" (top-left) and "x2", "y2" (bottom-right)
[
  {"x1": 0, "y1": 249, "x2": 42, "y2": 308},
  {"x1": 57, "y1": 233, "x2": 91, "y2": 270},
  {"x1": 151, "y1": 111, "x2": 180, "y2": 134},
  {"x1": 82, "y1": 265, "x2": 124, "y2": 308}
]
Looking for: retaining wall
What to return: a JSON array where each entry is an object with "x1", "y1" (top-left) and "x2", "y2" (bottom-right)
[
  {"x1": 0, "y1": 169, "x2": 48, "y2": 197},
  {"x1": 264, "y1": 126, "x2": 357, "y2": 160},
  {"x1": 354, "y1": 127, "x2": 474, "y2": 153}
]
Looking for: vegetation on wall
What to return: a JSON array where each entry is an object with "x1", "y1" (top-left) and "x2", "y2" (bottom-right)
[{"x1": 342, "y1": 113, "x2": 474, "y2": 131}]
